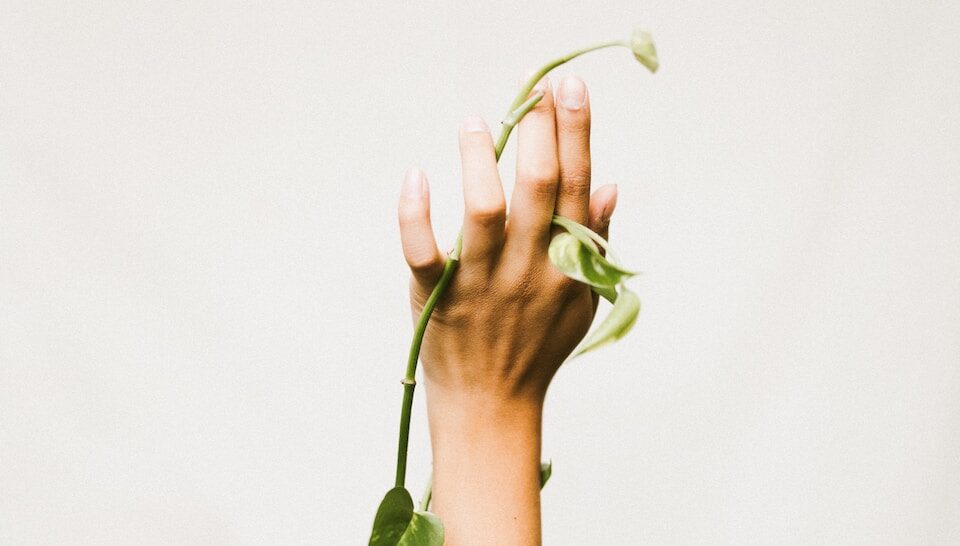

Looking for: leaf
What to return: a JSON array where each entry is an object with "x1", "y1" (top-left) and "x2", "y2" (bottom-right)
[
  {"x1": 548, "y1": 233, "x2": 634, "y2": 290},
  {"x1": 591, "y1": 284, "x2": 618, "y2": 304},
  {"x1": 369, "y1": 487, "x2": 444, "y2": 546},
  {"x1": 572, "y1": 287, "x2": 641, "y2": 358},
  {"x1": 577, "y1": 243, "x2": 631, "y2": 288},
  {"x1": 370, "y1": 488, "x2": 412, "y2": 546},
  {"x1": 630, "y1": 28, "x2": 659, "y2": 73},
  {"x1": 548, "y1": 232, "x2": 591, "y2": 285},
  {"x1": 551, "y1": 215, "x2": 638, "y2": 276},
  {"x1": 540, "y1": 460, "x2": 553, "y2": 488},
  {"x1": 399, "y1": 511, "x2": 443, "y2": 546}
]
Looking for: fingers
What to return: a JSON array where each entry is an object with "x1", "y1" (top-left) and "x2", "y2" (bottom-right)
[
  {"x1": 398, "y1": 166, "x2": 445, "y2": 288},
  {"x1": 507, "y1": 74, "x2": 559, "y2": 255},
  {"x1": 459, "y1": 116, "x2": 506, "y2": 263},
  {"x1": 554, "y1": 75, "x2": 592, "y2": 225}
]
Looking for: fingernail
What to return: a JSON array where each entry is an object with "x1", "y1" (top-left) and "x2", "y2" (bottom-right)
[
  {"x1": 402, "y1": 166, "x2": 423, "y2": 197},
  {"x1": 601, "y1": 184, "x2": 618, "y2": 223},
  {"x1": 461, "y1": 115, "x2": 489, "y2": 133},
  {"x1": 559, "y1": 75, "x2": 586, "y2": 110}
]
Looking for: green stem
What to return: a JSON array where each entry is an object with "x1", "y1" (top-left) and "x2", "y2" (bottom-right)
[
  {"x1": 392, "y1": 37, "x2": 631, "y2": 490},
  {"x1": 504, "y1": 40, "x2": 627, "y2": 116},
  {"x1": 395, "y1": 235, "x2": 461, "y2": 488},
  {"x1": 495, "y1": 91, "x2": 546, "y2": 160},
  {"x1": 419, "y1": 473, "x2": 433, "y2": 511}
]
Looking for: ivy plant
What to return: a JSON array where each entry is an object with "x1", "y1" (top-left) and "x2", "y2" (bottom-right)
[{"x1": 369, "y1": 27, "x2": 659, "y2": 545}]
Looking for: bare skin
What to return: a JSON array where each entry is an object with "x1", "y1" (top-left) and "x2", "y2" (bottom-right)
[{"x1": 397, "y1": 74, "x2": 618, "y2": 545}]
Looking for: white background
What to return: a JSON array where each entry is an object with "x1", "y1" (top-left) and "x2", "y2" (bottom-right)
[{"x1": 2, "y1": 1, "x2": 958, "y2": 544}]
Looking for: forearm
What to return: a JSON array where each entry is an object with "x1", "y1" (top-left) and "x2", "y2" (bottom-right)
[{"x1": 426, "y1": 385, "x2": 545, "y2": 546}]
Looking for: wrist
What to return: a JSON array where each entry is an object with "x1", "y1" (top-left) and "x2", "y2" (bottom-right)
[{"x1": 424, "y1": 380, "x2": 545, "y2": 435}]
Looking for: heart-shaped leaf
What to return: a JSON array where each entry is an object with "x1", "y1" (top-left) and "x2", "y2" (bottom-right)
[
  {"x1": 573, "y1": 286, "x2": 641, "y2": 357},
  {"x1": 369, "y1": 487, "x2": 444, "y2": 546}
]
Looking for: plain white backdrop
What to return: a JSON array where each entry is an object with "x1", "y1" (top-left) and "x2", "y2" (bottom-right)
[{"x1": 2, "y1": 1, "x2": 958, "y2": 544}]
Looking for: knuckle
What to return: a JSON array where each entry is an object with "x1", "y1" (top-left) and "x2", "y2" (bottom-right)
[
  {"x1": 518, "y1": 168, "x2": 559, "y2": 198},
  {"x1": 559, "y1": 181, "x2": 590, "y2": 200},
  {"x1": 528, "y1": 176, "x2": 558, "y2": 198},
  {"x1": 559, "y1": 165, "x2": 591, "y2": 198},
  {"x1": 560, "y1": 162, "x2": 591, "y2": 185},
  {"x1": 465, "y1": 200, "x2": 506, "y2": 227},
  {"x1": 404, "y1": 243, "x2": 439, "y2": 273},
  {"x1": 407, "y1": 254, "x2": 438, "y2": 274},
  {"x1": 407, "y1": 260, "x2": 431, "y2": 274}
]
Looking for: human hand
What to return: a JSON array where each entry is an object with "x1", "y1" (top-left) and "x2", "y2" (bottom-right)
[{"x1": 397, "y1": 74, "x2": 618, "y2": 405}]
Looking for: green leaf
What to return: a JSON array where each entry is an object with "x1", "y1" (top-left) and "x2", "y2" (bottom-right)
[
  {"x1": 369, "y1": 487, "x2": 444, "y2": 546},
  {"x1": 551, "y1": 214, "x2": 607, "y2": 250},
  {"x1": 370, "y1": 488, "x2": 412, "y2": 546},
  {"x1": 540, "y1": 461, "x2": 553, "y2": 488},
  {"x1": 400, "y1": 511, "x2": 443, "y2": 546},
  {"x1": 551, "y1": 215, "x2": 638, "y2": 276},
  {"x1": 548, "y1": 233, "x2": 634, "y2": 290},
  {"x1": 592, "y1": 284, "x2": 618, "y2": 304},
  {"x1": 573, "y1": 286, "x2": 641, "y2": 357},
  {"x1": 548, "y1": 232, "x2": 591, "y2": 285}
]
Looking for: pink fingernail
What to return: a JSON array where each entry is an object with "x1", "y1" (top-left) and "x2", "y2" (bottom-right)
[
  {"x1": 601, "y1": 185, "x2": 618, "y2": 222},
  {"x1": 559, "y1": 75, "x2": 586, "y2": 110},
  {"x1": 402, "y1": 166, "x2": 423, "y2": 197}
]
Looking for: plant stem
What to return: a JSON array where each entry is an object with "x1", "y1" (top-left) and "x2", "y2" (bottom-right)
[
  {"x1": 504, "y1": 40, "x2": 626, "y2": 116},
  {"x1": 419, "y1": 474, "x2": 433, "y2": 512},
  {"x1": 495, "y1": 91, "x2": 546, "y2": 160},
  {"x1": 392, "y1": 37, "x2": 631, "y2": 490},
  {"x1": 395, "y1": 234, "x2": 461, "y2": 488}
]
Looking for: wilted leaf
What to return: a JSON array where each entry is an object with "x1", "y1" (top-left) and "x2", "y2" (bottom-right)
[
  {"x1": 630, "y1": 28, "x2": 659, "y2": 73},
  {"x1": 369, "y1": 487, "x2": 443, "y2": 546},
  {"x1": 573, "y1": 287, "x2": 641, "y2": 357}
]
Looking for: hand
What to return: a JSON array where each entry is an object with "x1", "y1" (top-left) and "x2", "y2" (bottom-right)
[
  {"x1": 397, "y1": 73, "x2": 619, "y2": 545},
  {"x1": 398, "y1": 74, "x2": 618, "y2": 405}
]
